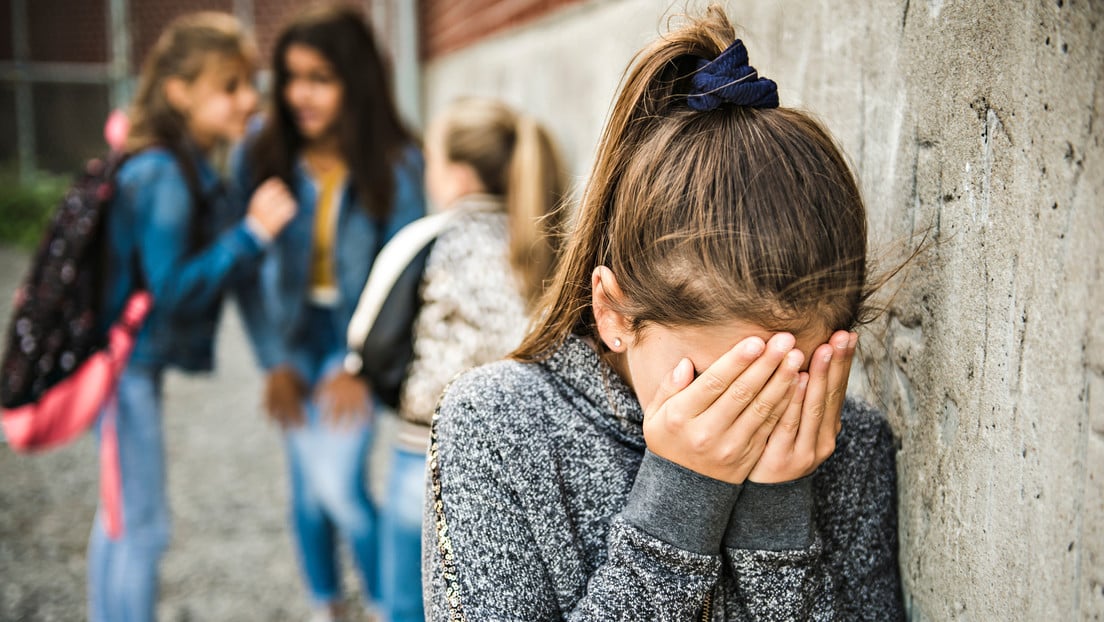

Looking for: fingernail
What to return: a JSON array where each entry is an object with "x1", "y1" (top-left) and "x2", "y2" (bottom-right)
[
  {"x1": 742, "y1": 338, "x2": 765, "y2": 356},
  {"x1": 848, "y1": 333, "x2": 858, "y2": 349},
  {"x1": 773, "y1": 333, "x2": 796, "y2": 352},
  {"x1": 821, "y1": 348, "x2": 833, "y2": 363},
  {"x1": 673, "y1": 358, "x2": 693, "y2": 383},
  {"x1": 785, "y1": 350, "x2": 803, "y2": 370},
  {"x1": 798, "y1": 374, "x2": 809, "y2": 391}
]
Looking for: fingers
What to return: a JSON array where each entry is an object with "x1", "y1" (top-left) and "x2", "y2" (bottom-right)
[
  {"x1": 824, "y1": 331, "x2": 855, "y2": 413},
  {"x1": 745, "y1": 372, "x2": 808, "y2": 483},
  {"x1": 725, "y1": 345, "x2": 804, "y2": 442},
  {"x1": 643, "y1": 358, "x2": 694, "y2": 421},
  {"x1": 319, "y1": 375, "x2": 370, "y2": 428},
  {"x1": 665, "y1": 336, "x2": 766, "y2": 420},
  {"x1": 821, "y1": 330, "x2": 855, "y2": 448},
  {"x1": 266, "y1": 398, "x2": 303, "y2": 429},
  {"x1": 255, "y1": 177, "x2": 292, "y2": 201},
  {"x1": 325, "y1": 394, "x2": 364, "y2": 427},
  {"x1": 794, "y1": 331, "x2": 854, "y2": 463},
  {"x1": 266, "y1": 391, "x2": 302, "y2": 428},
  {"x1": 796, "y1": 342, "x2": 833, "y2": 455},
  {"x1": 773, "y1": 372, "x2": 809, "y2": 441},
  {"x1": 700, "y1": 333, "x2": 800, "y2": 434},
  {"x1": 744, "y1": 364, "x2": 803, "y2": 446},
  {"x1": 249, "y1": 177, "x2": 297, "y2": 236},
  {"x1": 251, "y1": 178, "x2": 283, "y2": 209},
  {"x1": 264, "y1": 367, "x2": 306, "y2": 429}
]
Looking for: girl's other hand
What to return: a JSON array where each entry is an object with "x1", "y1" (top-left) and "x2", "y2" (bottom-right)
[
  {"x1": 642, "y1": 333, "x2": 804, "y2": 484},
  {"x1": 248, "y1": 178, "x2": 297, "y2": 237},
  {"x1": 748, "y1": 330, "x2": 856, "y2": 483},
  {"x1": 265, "y1": 365, "x2": 307, "y2": 428},
  {"x1": 316, "y1": 372, "x2": 372, "y2": 427}
]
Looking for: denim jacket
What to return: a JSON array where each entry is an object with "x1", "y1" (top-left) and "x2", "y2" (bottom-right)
[
  {"x1": 101, "y1": 147, "x2": 267, "y2": 372},
  {"x1": 230, "y1": 143, "x2": 427, "y2": 372}
]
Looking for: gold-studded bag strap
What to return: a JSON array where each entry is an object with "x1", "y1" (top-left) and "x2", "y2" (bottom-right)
[{"x1": 428, "y1": 410, "x2": 467, "y2": 622}]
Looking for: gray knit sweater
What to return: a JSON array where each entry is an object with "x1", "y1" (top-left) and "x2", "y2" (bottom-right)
[{"x1": 424, "y1": 335, "x2": 904, "y2": 621}]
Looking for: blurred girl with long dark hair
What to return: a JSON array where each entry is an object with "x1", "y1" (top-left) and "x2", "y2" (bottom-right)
[{"x1": 232, "y1": 5, "x2": 425, "y2": 619}]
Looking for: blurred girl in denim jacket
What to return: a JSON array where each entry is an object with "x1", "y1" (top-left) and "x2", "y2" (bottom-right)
[
  {"x1": 92, "y1": 12, "x2": 296, "y2": 622},
  {"x1": 232, "y1": 5, "x2": 425, "y2": 620}
]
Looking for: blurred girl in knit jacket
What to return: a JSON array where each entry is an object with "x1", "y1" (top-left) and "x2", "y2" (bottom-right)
[{"x1": 379, "y1": 97, "x2": 566, "y2": 622}]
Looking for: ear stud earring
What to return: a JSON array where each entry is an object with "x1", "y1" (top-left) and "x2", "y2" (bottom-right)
[{"x1": 613, "y1": 338, "x2": 622, "y2": 349}]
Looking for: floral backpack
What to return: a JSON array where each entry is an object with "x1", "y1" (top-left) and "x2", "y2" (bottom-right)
[{"x1": 0, "y1": 154, "x2": 151, "y2": 452}]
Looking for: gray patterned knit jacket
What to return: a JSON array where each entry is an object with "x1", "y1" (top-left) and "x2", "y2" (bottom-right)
[
  {"x1": 423, "y1": 335, "x2": 904, "y2": 621},
  {"x1": 398, "y1": 194, "x2": 527, "y2": 448}
]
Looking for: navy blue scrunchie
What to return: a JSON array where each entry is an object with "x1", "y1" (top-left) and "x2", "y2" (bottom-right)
[{"x1": 687, "y1": 39, "x2": 779, "y2": 111}]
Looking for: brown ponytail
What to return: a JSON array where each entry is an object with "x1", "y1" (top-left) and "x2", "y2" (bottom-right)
[{"x1": 513, "y1": 5, "x2": 872, "y2": 362}]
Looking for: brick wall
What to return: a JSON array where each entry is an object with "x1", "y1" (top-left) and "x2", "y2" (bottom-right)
[
  {"x1": 250, "y1": 0, "x2": 304, "y2": 66},
  {"x1": 129, "y1": 1, "x2": 374, "y2": 70},
  {"x1": 27, "y1": 0, "x2": 108, "y2": 63},
  {"x1": 420, "y1": 0, "x2": 584, "y2": 60},
  {"x1": 129, "y1": 0, "x2": 232, "y2": 70},
  {"x1": 2, "y1": 0, "x2": 396, "y2": 173}
]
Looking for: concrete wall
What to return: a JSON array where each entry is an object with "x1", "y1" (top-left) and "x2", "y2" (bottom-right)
[{"x1": 422, "y1": 1, "x2": 1104, "y2": 619}]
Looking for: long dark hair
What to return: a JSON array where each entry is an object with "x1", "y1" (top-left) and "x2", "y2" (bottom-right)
[
  {"x1": 251, "y1": 3, "x2": 412, "y2": 219},
  {"x1": 514, "y1": 6, "x2": 876, "y2": 362}
]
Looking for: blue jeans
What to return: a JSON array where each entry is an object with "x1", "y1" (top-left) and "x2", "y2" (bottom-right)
[
  {"x1": 88, "y1": 365, "x2": 168, "y2": 622},
  {"x1": 284, "y1": 305, "x2": 379, "y2": 608},
  {"x1": 379, "y1": 445, "x2": 427, "y2": 622}
]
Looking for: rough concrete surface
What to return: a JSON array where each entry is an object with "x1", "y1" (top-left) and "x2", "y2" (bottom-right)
[
  {"x1": 0, "y1": 246, "x2": 388, "y2": 621},
  {"x1": 424, "y1": 1, "x2": 1103, "y2": 619}
]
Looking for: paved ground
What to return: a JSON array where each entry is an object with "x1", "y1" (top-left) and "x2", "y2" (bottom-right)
[{"x1": 0, "y1": 245, "x2": 390, "y2": 621}]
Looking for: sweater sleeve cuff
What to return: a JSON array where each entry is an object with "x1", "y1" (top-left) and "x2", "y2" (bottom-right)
[
  {"x1": 621, "y1": 450, "x2": 742, "y2": 555},
  {"x1": 724, "y1": 475, "x2": 816, "y2": 551}
]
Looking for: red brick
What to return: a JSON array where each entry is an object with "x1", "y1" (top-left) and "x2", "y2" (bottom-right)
[
  {"x1": 421, "y1": 0, "x2": 585, "y2": 60},
  {"x1": 27, "y1": 0, "x2": 108, "y2": 63},
  {"x1": 130, "y1": 0, "x2": 233, "y2": 70},
  {"x1": 250, "y1": 0, "x2": 305, "y2": 68}
]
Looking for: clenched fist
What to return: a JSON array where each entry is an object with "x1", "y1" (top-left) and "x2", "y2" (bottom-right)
[{"x1": 247, "y1": 177, "x2": 297, "y2": 238}]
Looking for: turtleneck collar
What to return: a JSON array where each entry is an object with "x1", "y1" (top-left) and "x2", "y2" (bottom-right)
[{"x1": 538, "y1": 334, "x2": 645, "y2": 445}]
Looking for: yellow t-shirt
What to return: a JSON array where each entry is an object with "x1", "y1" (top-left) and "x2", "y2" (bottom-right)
[{"x1": 309, "y1": 164, "x2": 347, "y2": 304}]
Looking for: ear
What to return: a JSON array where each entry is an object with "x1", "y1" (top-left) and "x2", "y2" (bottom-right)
[
  {"x1": 591, "y1": 266, "x2": 631, "y2": 352},
  {"x1": 163, "y1": 77, "x2": 192, "y2": 114}
]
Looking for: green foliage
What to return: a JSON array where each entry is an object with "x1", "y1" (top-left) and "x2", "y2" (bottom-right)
[{"x1": 0, "y1": 167, "x2": 72, "y2": 250}]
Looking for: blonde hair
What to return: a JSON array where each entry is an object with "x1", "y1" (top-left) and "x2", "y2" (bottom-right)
[
  {"x1": 514, "y1": 6, "x2": 875, "y2": 362},
  {"x1": 437, "y1": 97, "x2": 568, "y2": 308},
  {"x1": 126, "y1": 12, "x2": 256, "y2": 154}
]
